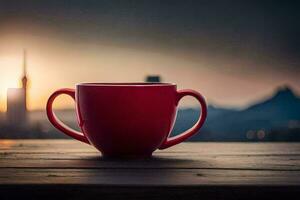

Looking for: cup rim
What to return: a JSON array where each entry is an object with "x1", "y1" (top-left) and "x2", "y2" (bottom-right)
[{"x1": 77, "y1": 82, "x2": 176, "y2": 87}]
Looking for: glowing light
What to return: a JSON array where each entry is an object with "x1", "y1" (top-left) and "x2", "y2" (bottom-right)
[
  {"x1": 0, "y1": 140, "x2": 16, "y2": 149},
  {"x1": 246, "y1": 130, "x2": 255, "y2": 140},
  {"x1": 257, "y1": 130, "x2": 266, "y2": 140}
]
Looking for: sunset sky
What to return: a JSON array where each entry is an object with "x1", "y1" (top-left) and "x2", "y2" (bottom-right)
[{"x1": 0, "y1": 0, "x2": 300, "y2": 111}]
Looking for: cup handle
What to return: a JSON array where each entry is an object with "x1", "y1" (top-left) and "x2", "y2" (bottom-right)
[
  {"x1": 159, "y1": 89, "x2": 207, "y2": 149},
  {"x1": 46, "y1": 88, "x2": 90, "y2": 144}
]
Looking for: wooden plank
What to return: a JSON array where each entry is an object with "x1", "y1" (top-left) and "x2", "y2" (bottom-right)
[
  {"x1": 0, "y1": 154, "x2": 299, "y2": 170},
  {"x1": 0, "y1": 140, "x2": 300, "y2": 200},
  {"x1": 0, "y1": 168, "x2": 300, "y2": 185},
  {"x1": 1, "y1": 140, "x2": 300, "y2": 155},
  {"x1": 1, "y1": 140, "x2": 300, "y2": 171}
]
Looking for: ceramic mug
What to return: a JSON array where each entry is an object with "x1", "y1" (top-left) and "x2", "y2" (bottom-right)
[{"x1": 46, "y1": 83, "x2": 207, "y2": 157}]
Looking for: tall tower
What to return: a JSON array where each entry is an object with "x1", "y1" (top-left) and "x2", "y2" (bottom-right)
[
  {"x1": 6, "y1": 50, "x2": 28, "y2": 127},
  {"x1": 22, "y1": 49, "x2": 28, "y2": 111}
]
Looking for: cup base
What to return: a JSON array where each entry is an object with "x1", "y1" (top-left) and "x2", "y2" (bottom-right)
[{"x1": 101, "y1": 153, "x2": 153, "y2": 159}]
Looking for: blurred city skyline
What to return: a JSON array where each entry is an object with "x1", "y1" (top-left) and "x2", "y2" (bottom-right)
[{"x1": 1, "y1": 0, "x2": 300, "y2": 111}]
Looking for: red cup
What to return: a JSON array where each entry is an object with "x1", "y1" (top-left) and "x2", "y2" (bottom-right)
[{"x1": 46, "y1": 83, "x2": 207, "y2": 157}]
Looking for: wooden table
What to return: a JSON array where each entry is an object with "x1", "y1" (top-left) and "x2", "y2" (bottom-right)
[{"x1": 0, "y1": 140, "x2": 300, "y2": 199}]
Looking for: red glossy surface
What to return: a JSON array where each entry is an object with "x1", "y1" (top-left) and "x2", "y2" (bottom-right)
[{"x1": 46, "y1": 83, "x2": 207, "y2": 157}]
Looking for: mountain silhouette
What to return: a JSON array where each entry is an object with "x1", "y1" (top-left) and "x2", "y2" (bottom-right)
[
  {"x1": 172, "y1": 85, "x2": 300, "y2": 141},
  {"x1": 244, "y1": 85, "x2": 300, "y2": 121}
]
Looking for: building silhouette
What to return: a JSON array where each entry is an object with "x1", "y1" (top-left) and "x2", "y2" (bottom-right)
[
  {"x1": 145, "y1": 75, "x2": 161, "y2": 83},
  {"x1": 6, "y1": 50, "x2": 28, "y2": 127}
]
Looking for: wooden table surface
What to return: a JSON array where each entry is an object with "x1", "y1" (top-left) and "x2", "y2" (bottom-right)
[{"x1": 0, "y1": 140, "x2": 300, "y2": 199}]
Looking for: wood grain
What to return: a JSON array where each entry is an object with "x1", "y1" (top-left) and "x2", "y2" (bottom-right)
[{"x1": 0, "y1": 140, "x2": 299, "y2": 199}]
